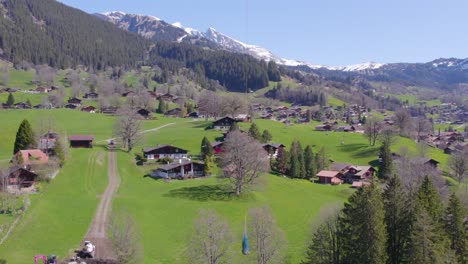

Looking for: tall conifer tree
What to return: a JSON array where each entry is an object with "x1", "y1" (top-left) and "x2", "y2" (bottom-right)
[
  {"x1": 339, "y1": 181, "x2": 388, "y2": 264},
  {"x1": 13, "y1": 119, "x2": 36, "y2": 154}
]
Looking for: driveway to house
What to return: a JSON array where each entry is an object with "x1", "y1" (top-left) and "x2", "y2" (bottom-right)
[
  {"x1": 81, "y1": 122, "x2": 178, "y2": 259},
  {"x1": 82, "y1": 150, "x2": 119, "y2": 259}
]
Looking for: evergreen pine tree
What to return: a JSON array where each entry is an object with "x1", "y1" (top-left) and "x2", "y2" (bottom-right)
[
  {"x1": 339, "y1": 181, "x2": 388, "y2": 264},
  {"x1": 6, "y1": 92, "x2": 14, "y2": 106},
  {"x1": 289, "y1": 140, "x2": 305, "y2": 178},
  {"x1": 157, "y1": 98, "x2": 166, "y2": 114},
  {"x1": 200, "y1": 137, "x2": 213, "y2": 160},
  {"x1": 445, "y1": 193, "x2": 468, "y2": 263},
  {"x1": 26, "y1": 98, "x2": 32, "y2": 108},
  {"x1": 408, "y1": 210, "x2": 446, "y2": 264},
  {"x1": 13, "y1": 119, "x2": 36, "y2": 154},
  {"x1": 275, "y1": 148, "x2": 290, "y2": 175},
  {"x1": 304, "y1": 145, "x2": 316, "y2": 180},
  {"x1": 378, "y1": 140, "x2": 393, "y2": 179},
  {"x1": 203, "y1": 155, "x2": 212, "y2": 176},
  {"x1": 315, "y1": 147, "x2": 329, "y2": 171},
  {"x1": 261, "y1": 129, "x2": 272, "y2": 143},
  {"x1": 248, "y1": 123, "x2": 261, "y2": 141},
  {"x1": 383, "y1": 175, "x2": 411, "y2": 264},
  {"x1": 180, "y1": 105, "x2": 187, "y2": 118},
  {"x1": 416, "y1": 176, "x2": 443, "y2": 223}
]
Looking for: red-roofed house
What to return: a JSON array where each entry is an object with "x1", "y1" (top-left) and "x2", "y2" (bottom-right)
[
  {"x1": 316, "y1": 170, "x2": 343, "y2": 185},
  {"x1": 13, "y1": 149, "x2": 49, "y2": 166}
]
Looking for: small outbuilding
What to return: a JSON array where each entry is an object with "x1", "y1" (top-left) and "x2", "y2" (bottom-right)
[{"x1": 69, "y1": 135, "x2": 94, "y2": 148}]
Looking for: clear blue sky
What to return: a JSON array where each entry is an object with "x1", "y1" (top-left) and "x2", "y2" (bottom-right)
[{"x1": 59, "y1": 0, "x2": 468, "y2": 66}]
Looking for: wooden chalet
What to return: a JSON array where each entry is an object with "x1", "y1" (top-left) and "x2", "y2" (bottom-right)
[
  {"x1": 13, "y1": 149, "x2": 49, "y2": 166},
  {"x1": 38, "y1": 132, "x2": 58, "y2": 153},
  {"x1": 67, "y1": 98, "x2": 82, "y2": 106},
  {"x1": 142, "y1": 145, "x2": 188, "y2": 160},
  {"x1": 150, "y1": 160, "x2": 204, "y2": 179},
  {"x1": 35, "y1": 86, "x2": 50, "y2": 93},
  {"x1": 101, "y1": 107, "x2": 118, "y2": 115},
  {"x1": 188, "y1": 112, "x2": 199, "y2": 118},
  {"x1": 122, "y1": 91, "x2": 136, "y2": 98},
  {"x1": 316, "y1": 170, "x2": 343, "y2": 185},
  {"x1": 14, "y1": 102, "x2": 30, "y2": 109},
  {"x1": 213, "y1": 117, "x2": 236, "y2": 130},
  {"x1": 351, "y1": 181, "x2": 371, "y2": 189},
  {"x1": 262, "y1": 143, "x2": 285, "y2": 158},
  {"x1": 64, "y1": 104, "x2": 78, "y2": 109},
  {"x1": 315, "y1": 124, "x2": 332, "y2": 131},
  {"x1": 211, "y1": 141, "x2": 224, "y2": 155},
  {"x1": 83, "y1": 92, "x2": 99, "y2": 99},
  {"x1": 411, "y1": 157, "x2": 440, "y2": 168},
  {"x1": 136, "y1": 109, "x2": 151, "y2": 119},
  {"x1": 69, "y1": 135, "x2": 94, "y2": 148},
  {"x1": 81, "y1": 106, "x2": 96, "y2": 113},
  {"x1": 165, "y1": 108, "x2": 182, "y2": 117},
  {"x1": 159, "y1": 93, "x2": 177, "y2": 102},
  {"x1": 234, "y1": 114, "x2": 250, "y2": 122},
  {"x1": 3, "y1": 166, "x2": 39, "y2": 189}
]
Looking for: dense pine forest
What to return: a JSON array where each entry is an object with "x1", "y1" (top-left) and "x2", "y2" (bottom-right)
[{"x1": 0, "y1": 0, "x2": 281, "y2": 92}]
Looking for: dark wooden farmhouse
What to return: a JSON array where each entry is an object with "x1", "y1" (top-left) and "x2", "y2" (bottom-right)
[
  {"x1": 83, "y1": 92, "x2": 99, "y2": 99},
  {"x1": 316, "y1": 170, "x2": 343, "y2": 185},
  {"x1": 142, "y1": 145, "x2": 188, "y2": 160},
  {"x1": 262, "y1": 143, "x2": 285, "y2": 158},
  {"x1": 69, "y1": 135, "x2": 94, "y2": 148},
  {"x1": 137, "y1": 109, "x2": 151, "y2": 119},
  {"x1": 150, "y1": 160, "x2": 204, "y2": 179},
  {"x1": 2, "y1": 166, "x2": 39, "y2": 189},
  {"x1": 213, "y1": 117, "x2": 236, "y2": 130},
  {"x1": 67, "y1": 98, "x2": 82, "y2": 106},
  {"x1": 165, "y1": 108, "x2": 182, "y2": 117}
]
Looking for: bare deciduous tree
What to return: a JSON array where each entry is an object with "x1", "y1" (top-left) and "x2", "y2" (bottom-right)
[
  {"x1": 186, "y1": 209, "x2": 232, "y2": 264},
  {"x1": 108, "y1": 210, "x2": 143, "y2": 264},
  {"x1": 114, "y1": 106, "x2": 142, "y2": 152},
  {"x1": 394, "y1": 108, "x2": 412, "y2": 136},
  {"x1": 0, "y1": 65, "x2": 9, "y2": 87},
  {"x1": 33, "y1": 65, "x2": 56, "y2": 86},
  {"x1": 364, "y1": 116, "x2": 382, "y2": 146},
  {"x1": 248, "y1": 207, "x2": 286, "y2": 264},
  {"x1": 448, "y1": 151, "x2": 468, "y2": 184},
  {"x1": 220, "y1": 131, "x2": 270, "y2": 196},
  {"x1": 395, "y1": 156, "x2": 447, "y2": 199},
  {"x1": 414, "y1": 116, "x2": 431, "y2": 142}
]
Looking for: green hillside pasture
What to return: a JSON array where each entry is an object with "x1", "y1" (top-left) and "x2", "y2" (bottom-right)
[
  {"x1": 0, "y1": 91, "x2": 45, "y2": 106},
  {"x1": 0, "y1": 110, "x2": 176, "y2": 160},
  {"x1": 239, "y1": 119, "x2": 449, "y2": 168},
  {"x1": 0, "y1": 148, "x2": 108, "y2": 263},
  {"x1": 114, "y1": 152, "x2": 352, "y2": 264}
]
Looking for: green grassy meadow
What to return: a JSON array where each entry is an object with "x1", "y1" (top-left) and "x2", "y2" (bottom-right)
[
  {"x1": 0, "y1": 110, "x2": 452, "y2": 263},
  {"x1": 0, "y1": 148, "x2": 108, "y2": 263},
  {"x1": 114, "y1": 151, "x2": 352, "y2": 264}
]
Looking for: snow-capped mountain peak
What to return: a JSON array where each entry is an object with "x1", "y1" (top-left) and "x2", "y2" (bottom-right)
[{"x1": 98, "y1": 11, "x2": 386, "y2": 72}]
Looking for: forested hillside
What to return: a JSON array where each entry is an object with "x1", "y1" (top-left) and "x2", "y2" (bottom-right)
[
  {"x1": 0, "y1": 0, "x2": 281, "y2": 92},
  {"x1": 0, "y1": 0, "x2": 149, "y2": 69}
]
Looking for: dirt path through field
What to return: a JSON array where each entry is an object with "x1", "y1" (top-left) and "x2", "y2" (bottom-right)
[
  {"x1": 95, "y1": 122, "x2": 176, "y2": 143},
  {"x1": 82, "y1": 150, "x2": 119, "y2": 259}
]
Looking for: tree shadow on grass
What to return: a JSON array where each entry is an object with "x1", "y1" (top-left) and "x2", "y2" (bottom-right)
[
  {"x1": 351, "y1": 146, "x2": 380, "y2": 159},
  {"x1": 338, "y1": 143, "x2": 369, "y2": 153},
  {"x1": 164, "y1": 184, "x2": 246, "y2": 202}
]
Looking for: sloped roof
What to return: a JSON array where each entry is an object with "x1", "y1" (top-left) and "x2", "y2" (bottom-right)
[
  {"x1": 69, "y1": 135, "x2": 94, "y2": 141},
  {"x1": 16, "y1": 149, "x2": 49, "y2": 165},
  {"x1": 316, "y1": 170, "x2": 340, "y2": 178},
  {"x1": 157, "y1": 160, "x2": 204, "y2": 171}
]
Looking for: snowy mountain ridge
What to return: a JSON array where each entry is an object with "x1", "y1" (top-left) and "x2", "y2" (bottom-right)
[{"x1": 98, "y1": 11, "x2": 384, "y2": 72}]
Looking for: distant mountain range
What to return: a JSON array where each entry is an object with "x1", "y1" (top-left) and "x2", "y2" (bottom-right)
[{"x1": 95, "y1": 11, "x2": 468, "y2": 90}]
